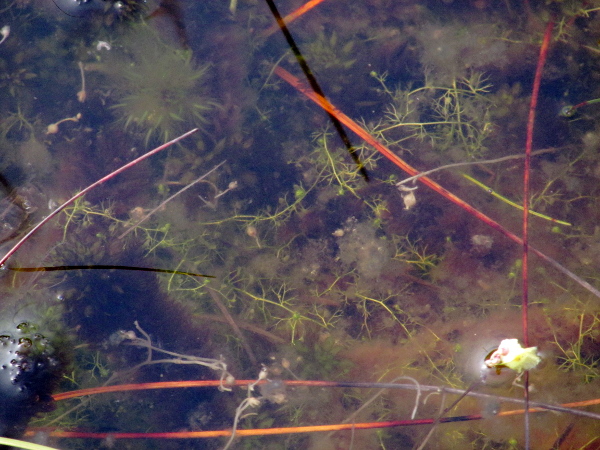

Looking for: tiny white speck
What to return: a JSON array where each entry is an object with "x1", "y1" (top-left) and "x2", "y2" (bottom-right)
[{"x1": 96, "y1": 41, "x2": 111, "y2": 51}]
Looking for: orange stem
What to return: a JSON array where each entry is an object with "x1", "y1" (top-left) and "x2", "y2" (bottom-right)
[
  {"x1": 273, "y1": 65, "x2": 600, "y2": 300},
  {"x1": 28, "y1": 397, "x2": 600, "y2": 439},
  {"x1": 53, "y1": 379, "x2": 600, "y2": 415},
  {"x1": 31, "y1": 418, "x2": 473, "y2": 439},
  {"x1": 273, "y1": 66, "x2": 518, "y2": 234},
  {"x1": 262, "y1": 0, "x2": 328, "y2": 38},
  {"x1": 52, "y1": 380, "x2": 232, "y2": 401}
]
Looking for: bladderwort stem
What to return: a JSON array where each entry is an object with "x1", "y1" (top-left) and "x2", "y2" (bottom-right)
[
  {"x1": 222, "y1": 366, "x2": 268, "y2": 450},
  {"x1": 121, "y1": 321, "x2": 235, "y2": 392},
  {"x1": 46, "y1": 113, "x2": 81, "y2": 135}
]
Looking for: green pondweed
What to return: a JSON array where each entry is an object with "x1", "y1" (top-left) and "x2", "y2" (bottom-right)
[
  {"x1": 300, "y1": 129, "x2": 381, "y2": 198},
  {"x1": 370, "y1": 71, "x2": 494, "y2": 158},
  {"x1": 550, "y1": 312, "x2": 599, "y2": 383},
  {"x1": 392, "y1": 235, "x2": 442, "y2": 278}
]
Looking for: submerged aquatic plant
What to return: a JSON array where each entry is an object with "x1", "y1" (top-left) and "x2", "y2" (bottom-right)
[
  {"x1": 110, "y1": 26, "x2": 217, "y2": 145},
  {"x1": 370, "y1": 71, "x2": 494, "y2": 158}
]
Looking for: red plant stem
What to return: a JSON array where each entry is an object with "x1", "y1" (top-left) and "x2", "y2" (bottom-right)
[
  {"x1": 274, "y1": 66, "x2": 600, "y2": 300},
  {"x1": 522, "y1": 20, "x2": 554, "y2": 450},
  {"x1": 0, "y1": 129, "x2": 198, "y2": 269},
  {"x1": 523, "y1": 20, "x2": 554, "y2": 347}
]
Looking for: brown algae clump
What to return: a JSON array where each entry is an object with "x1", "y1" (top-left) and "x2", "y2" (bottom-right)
[{"x1": 110, "y1": 25, "x2": 217, "y2": 144}]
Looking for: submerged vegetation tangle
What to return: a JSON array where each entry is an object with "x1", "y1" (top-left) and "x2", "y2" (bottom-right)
[
  {"x1": 1, "y1": 0, "x2": 600, "y2": 448},
  {"x1": 370, "y1": 71, "x2": 494, "y2": 158}
]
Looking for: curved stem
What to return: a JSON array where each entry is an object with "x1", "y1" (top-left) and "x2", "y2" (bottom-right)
[{"x1": 0, "y1": 129, "x2": 198, "y2": 268}]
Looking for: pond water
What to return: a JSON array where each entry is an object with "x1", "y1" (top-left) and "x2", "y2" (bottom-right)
[{"x1": 0, "y1": 0, "x2": 599, "y2": 448}]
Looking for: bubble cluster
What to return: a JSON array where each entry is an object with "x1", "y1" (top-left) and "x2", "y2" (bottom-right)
[{"x1": 0, "y1": 322, "x2": 64, "y2": 439}]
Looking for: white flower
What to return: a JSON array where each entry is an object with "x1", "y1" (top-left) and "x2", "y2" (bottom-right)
[{"x1": 485, "y1": 338, "x2": 541, "y2": 373}]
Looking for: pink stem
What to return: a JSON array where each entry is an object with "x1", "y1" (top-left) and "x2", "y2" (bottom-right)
[{"x1": 0, "y1": 128, "x2": 198, "y2": 268}]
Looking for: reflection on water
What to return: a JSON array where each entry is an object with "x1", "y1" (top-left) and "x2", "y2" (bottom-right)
[{"x1": 0, "y1": 0, "x2": 599, "y2": 448}]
